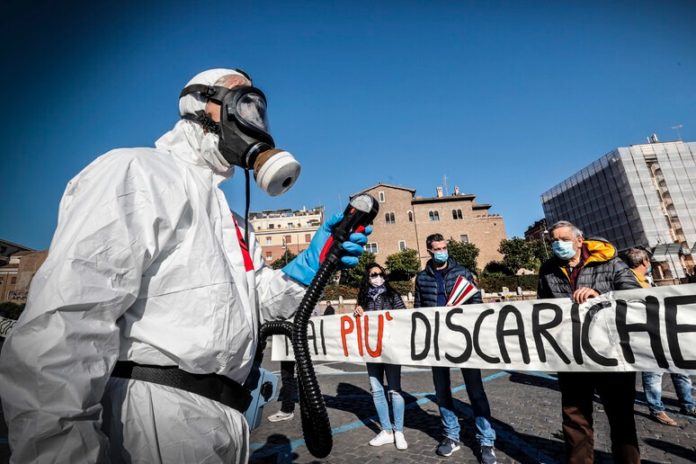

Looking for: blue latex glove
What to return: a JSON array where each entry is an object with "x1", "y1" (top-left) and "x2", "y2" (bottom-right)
[{"x1": 282, "y1": 212, "x2": 372, "y2": 285}]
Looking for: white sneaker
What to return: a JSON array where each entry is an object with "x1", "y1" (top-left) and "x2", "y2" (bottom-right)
[
  {"x1": 394, "y1": 431, "x2": 408, "y2": 450},
  {"x1": 267, "y1": 411, "x2": 294, "y2": 422},
  {"x1": 369, "y1": 430, "x2": 394, "y2": 446}
]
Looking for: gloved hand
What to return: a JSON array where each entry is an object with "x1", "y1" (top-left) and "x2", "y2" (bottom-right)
[{"x1": 282, "y1": 212, "x2": 372, "y2": 285}]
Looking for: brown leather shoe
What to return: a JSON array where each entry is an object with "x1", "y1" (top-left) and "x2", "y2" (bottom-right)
[{"x1": 651, "y1": 411, "x2": 678, "y2": 426}]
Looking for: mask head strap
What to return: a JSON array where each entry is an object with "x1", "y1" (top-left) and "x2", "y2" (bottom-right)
[
  {"x1": 179, "y1": 84, "x2": 230, "y2": 104},
  {"x1": 181, "y1": 112, "x2": 220, "y2": 134}
]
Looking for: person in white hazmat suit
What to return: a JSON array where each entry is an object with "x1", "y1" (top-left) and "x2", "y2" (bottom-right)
[{"x1": 0, "y1": 68, "x2": 370, "y2": 463}]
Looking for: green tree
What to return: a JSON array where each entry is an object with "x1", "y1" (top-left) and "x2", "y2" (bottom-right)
[
  {"x1": 339, "y1": 251, "x2": 376, "y2": 287},
  {"x1": 498, "y1": 237, "x2": 539, "y2": 274},
  {"x1": 0, "y1": 302, "x2": 25, "y2": 320},
  {"x1": 447, "y1": 239, "x2": 479, "y2": 271},
  {"x1": 270, "y1": 249, "x2": 297, "y2": 270},
  {"x1": 385, "y1": 248, "x2": 421, "y2": 281},
  {"x1": 527, "y1": 238, "x2": 550, "y2": 266},
  {"x1": 482, "y1": 260, "x2": 512, "y2": 276}
]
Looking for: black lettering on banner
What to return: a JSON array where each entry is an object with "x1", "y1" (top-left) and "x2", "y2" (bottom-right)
[
  {"x1": 532, "y1": 303, "x2": 570, "y2": 364},
  {"x1": 570, "y1": 303, "x2": 583, "y2": 364},
  {"x1": 284, "y1": 334, "x2": 290, "y2": 356},
  {"x1": 473, "y1": 309, "x2": 500, "y2": 363},
  {"x1": 320, "y1": 319, "x2": 327, "y2": 355},
  {"x1": 0, "y1": 319, "x2": 14, "y2": 337},
  {"x1": 411, "y1": 311, "x2": 431, "y2": 361},
  {"x1": 665, "y1": 295, "x2": 696, "y2": 369},
  {"x1": 433, "y1": 311, "x2": 441, "y2": 361},
  {"x1": 496, "y1": 305, "x2": 530, "y2": 364},
  {"x1": 581, "y1": 302, "x2": 618, "y2": 366},
  {"x1": 615, "y1": 297, "x2": 667, "y2": 368},
  {"x1": 445, "y1": 307, "x2": 473, "y2": 363},
  {"x1": 307, "y1": 320, "x2": 318, "y2": 355}
]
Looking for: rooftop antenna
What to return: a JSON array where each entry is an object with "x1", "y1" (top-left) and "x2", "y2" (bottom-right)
[{"x1": 671, "y1": 124, "x2": 683, "y2": 141}]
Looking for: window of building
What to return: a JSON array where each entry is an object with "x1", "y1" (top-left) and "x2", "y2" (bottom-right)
[
  {"x1": 408, "y1": 211, "x2": 413, "y2": 222},
  {"x1": 10, "y1": 277, "x2": 16, "y2": 284},
  {"x1": 284, "y1": 235, "x2": 292, "y2": 244},
  {"x1": 452, "y1": 209, "x2": 463, "y2": 220},
  {"x1": 305, "y1": 233, "x2": 311, "y2": 243},
  {"x1": 398, "y1": 240, "x2": 406, "y2": 251},
  {"x1": 288, "y1": 223, "x2": 295, "y2": 228},
  {"x1": 460, "y1": 234, "x2": 469, "y2": 243},
  {"x1": 265, "y1": 252, "x2": 273, "y2": 260},
  {"x1": 366, "y1": 243, "x2": 379, "y2": 254},
  {"x1": 378, "y1": 191, "x2": 385, "y2": 202},
  {"x1": 385, "y1": 212, "x2": 395, "y2": 224},
  {"x1": 429, "y1": 210, "x2": 440, "y2": 221},
  {"x1": 269, "y1": 224, "x2": 275, "y2": 229},
  {"x1": 265, "y1": 237, "x2": 272, "y2": 245}
]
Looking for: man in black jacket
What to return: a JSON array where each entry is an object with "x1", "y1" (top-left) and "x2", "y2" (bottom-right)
[
  {"x1": 538, "y1": 221, "x2": 641, "y2": 464},
  {"x1": 415, "y1": 234, "x2": 497, "y2": 464}
]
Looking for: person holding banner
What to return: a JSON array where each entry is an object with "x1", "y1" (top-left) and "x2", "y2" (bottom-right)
[
  {"x1": 538, "y1": 221, "x2": 642, "y2": 464},
  {"x1": 622, "y1": 247, "x2": 696, "y2": 427},
  {"x1": 414, "y1": 234, "x2": 497, "y2": 464},
  {"x1": 354, "y1": 263, "x2": 409, "y2": 450}
]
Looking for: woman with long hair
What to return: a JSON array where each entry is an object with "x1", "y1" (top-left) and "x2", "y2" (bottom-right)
[{"x1": 354, "y1": 263, "x2": 408, "y2": 450}]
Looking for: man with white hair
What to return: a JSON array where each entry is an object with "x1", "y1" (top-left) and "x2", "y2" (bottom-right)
[
  {"x1": 0, "y1": 68, "x2": 369, "y2": 463},
  {"x1": 537, "y1": 220, "x2": 642, "y2": 464}
]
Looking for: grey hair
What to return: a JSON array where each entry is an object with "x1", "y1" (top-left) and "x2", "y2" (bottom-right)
[
  {"x1": 622, "y1": 247, "x2": 650, "y2": 268},
  {"x1": 548, "y1": 220, "x2": 583, "y2": 239},
  {"x1": 214, "y1": 74, "x2": 251, "y2": 87}
]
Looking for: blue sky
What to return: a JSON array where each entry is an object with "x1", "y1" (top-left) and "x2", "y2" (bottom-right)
[{"x1": 1, "y1": 0, "x2": 695, "y2": 250}]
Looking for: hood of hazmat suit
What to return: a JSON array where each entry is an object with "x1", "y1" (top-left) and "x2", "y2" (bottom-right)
[{"x1": 0, "y1": 68, "x2": 306, "y2": 463}]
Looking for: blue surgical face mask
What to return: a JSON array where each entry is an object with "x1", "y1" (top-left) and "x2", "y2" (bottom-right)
[
  {"x1": 552, "y1": 240, "x2": 576, "y2": 260},
  {"x1": 433, "y1": 251, "x2": 449, "y2": 264}
]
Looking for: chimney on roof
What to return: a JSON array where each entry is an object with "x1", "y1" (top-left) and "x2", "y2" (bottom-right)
[
  {"x1": 453, "y1": 185, "x2": 460, "y2": 196},
  {"x1": 647, "y1": 133, "x2": 659, "y2": 144},
  {"x1": 436, "y1": 186, "x2": 443, "y2": 198}
]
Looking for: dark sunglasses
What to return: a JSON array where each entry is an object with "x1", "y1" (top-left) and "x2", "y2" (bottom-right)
[{"x1": 369, "y1": 272, "x2": 384, "y2": 278}]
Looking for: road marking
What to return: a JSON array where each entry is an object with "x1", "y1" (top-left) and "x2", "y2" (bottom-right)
[{"x1": 251, "y1": 370, "x2": 560, "y2": 463}]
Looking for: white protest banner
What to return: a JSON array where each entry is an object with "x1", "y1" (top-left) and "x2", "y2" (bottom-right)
[
  {"x1": 272, "y1": 283, "x2": 696, "y2": 373},
  {"x1": 0, "y1": 315, "x2": 16, "y2": 339}
]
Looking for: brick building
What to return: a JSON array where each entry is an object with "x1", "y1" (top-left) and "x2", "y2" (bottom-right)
[
  {"x1": 351, "y1": 183, "x2": 506, "y2": 269},
  {"x1": 0, "y1": 239, "x2": 48, "y2": 304},
  {"x1": 248, "y1": 207, "x2": 324, "y2": 265}
]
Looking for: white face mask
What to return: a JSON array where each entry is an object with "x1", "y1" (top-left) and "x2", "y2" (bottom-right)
[{"x1": 369, "y1": 276, "x2": 385, "y2": 287}]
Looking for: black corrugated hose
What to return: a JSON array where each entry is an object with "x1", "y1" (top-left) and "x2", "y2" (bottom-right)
[{"x1": 257, "y1": 258, "x2": 338, "y2": 458}]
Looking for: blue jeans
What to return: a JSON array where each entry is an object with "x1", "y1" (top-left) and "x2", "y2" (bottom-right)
[
  {"x1": 367, "y1": 363, "x2": 405, "y2": 432},
  {"x1": 642, "y1": 372, "x2": 695, "y2": 414},
  {"x1": 432, "y1": 367, "x2": 496, "y2": 447}
]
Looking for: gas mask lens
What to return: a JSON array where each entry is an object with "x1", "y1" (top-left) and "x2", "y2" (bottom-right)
[{"x1": 234, "y1": 93, "x2": 269, "y2": 133}]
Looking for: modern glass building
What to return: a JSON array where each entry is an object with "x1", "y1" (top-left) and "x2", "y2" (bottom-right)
[{"x1": 541, "y1": 138, "x2": 696, "y2": 281}]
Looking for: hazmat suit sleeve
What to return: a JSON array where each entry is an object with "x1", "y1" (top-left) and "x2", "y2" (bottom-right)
[
  {"x1": 238, "y1": 216, "x2": 306, "y2": 322},
  {"x1": 0, "y1": 151, "x2": 186, "y2": 463}
]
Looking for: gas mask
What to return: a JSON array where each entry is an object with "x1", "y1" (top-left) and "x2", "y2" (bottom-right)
[{"x1": 179, "y1": 83, "x2": 301, "y2": 196}]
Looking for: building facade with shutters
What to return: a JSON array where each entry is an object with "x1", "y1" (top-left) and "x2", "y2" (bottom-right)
[
  {"x1": 0, "y1": 239, "x2": 48, "y2": 304},
  {"x1": 351, "y1": 184, "x2": 506, "y2": 269},
  {"x1": 248, "y1": 207, "x2": 324, "y2": 265},
  {"x1": 541, "y1": 138, "x2": 696, "y2": 282}
]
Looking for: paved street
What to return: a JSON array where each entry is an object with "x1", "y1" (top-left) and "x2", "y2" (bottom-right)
[
  {"x1": 1, "y1": 344, "x2": 694, "y2": 463},
  {"x1": 251, "y1": 347, "x2": 696, "y2": 464}
]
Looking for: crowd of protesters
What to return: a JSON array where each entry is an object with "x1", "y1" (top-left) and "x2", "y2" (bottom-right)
[{"x1": 269, "y1": 221, "x2": 695, "y2": 464}]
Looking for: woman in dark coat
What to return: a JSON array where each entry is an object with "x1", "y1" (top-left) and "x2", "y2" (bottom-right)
[{"x1": 353, "y1": 263, "x2": 408, "y2": 450}]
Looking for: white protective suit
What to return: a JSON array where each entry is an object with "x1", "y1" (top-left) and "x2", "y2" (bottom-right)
[{"x1": 0, "y1": 69, "x2": 306, "y2": 463}]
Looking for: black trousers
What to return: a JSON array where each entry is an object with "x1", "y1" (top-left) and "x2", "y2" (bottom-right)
[
  {"x1": 557, "y1": 371, "x2": 639, "y2": 464},
  {"x1": 278, "y1": 361, "x2": 297, "y2": 413}
]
